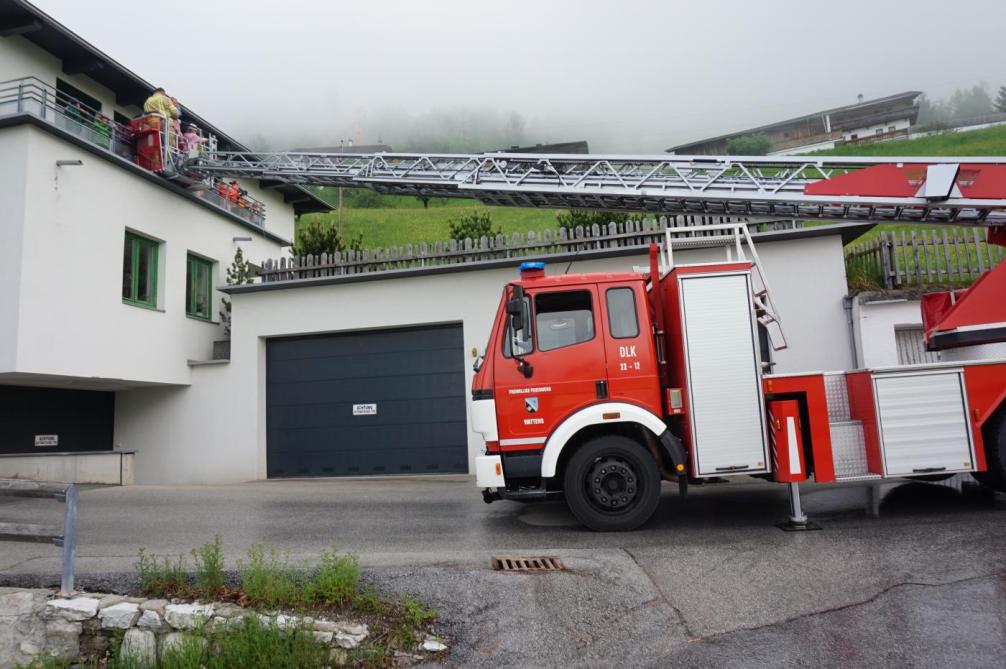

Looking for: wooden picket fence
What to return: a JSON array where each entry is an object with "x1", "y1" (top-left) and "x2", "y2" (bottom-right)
[
  {"x1": 258, "y1": 216, "x2": 801, "y2": 283},
  {"x1": 845, "y1": 228, "x2": 1005, "y2": 289}
]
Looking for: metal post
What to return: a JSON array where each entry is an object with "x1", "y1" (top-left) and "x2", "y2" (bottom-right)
[
  {"x1": 788, "y1": 482, "x2": 806, "y2": 523},
  {"x1": 16, "y1": 81, "x2": 24, "y2": 113},
  {"x1": 59, "y1": 484, "x2": 78, "y2": 596},
  {"x1": 777, "y1": 481, "x2": 821, "y2": 531},
  {"x1": 338, "y1": 187, "x2": 345, "y2": 238},
  {"x1": 866, "y1": 483, "x2": 881, "y2": 519}
]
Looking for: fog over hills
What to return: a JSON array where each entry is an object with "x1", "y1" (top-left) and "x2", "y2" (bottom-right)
[{"x1": 34, "y1": 0, "x2": 1006, "y2": 153}]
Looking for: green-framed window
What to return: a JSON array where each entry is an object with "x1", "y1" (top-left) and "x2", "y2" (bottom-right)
[
  {"x1": 186, "y1": 254, "x2": 214, "y2": 320},
  {"x1": 122, "y1": 232, "x2": 158, "y2": 308}
]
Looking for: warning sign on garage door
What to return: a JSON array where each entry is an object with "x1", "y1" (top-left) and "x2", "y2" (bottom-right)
[{"x1": 352, "y1": 404, "x2": 377, "y2": 416}]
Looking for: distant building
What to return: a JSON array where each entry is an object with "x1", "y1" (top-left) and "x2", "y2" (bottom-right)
[
  {"x1": 502, "y1": 141, "x2": 589, "y2": 154},
  {"x1": 292, "y1": 143, "x2": 393, "y2": 153},
  {"x1": 667, "y1": 92, "x2": 922, "y2": 156}
]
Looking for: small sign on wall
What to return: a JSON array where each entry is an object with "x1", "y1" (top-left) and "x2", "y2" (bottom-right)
[
  {"x1": 35, "y1": 435, "x2": 59, "y2": 447},
  {"x1": 352, "y1": 404, "x2": 377, "y2": 416}
]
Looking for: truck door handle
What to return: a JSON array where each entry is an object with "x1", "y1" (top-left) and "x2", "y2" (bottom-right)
[{"x1": 596, "y1": 380, "x2": 608, "y2": 399}]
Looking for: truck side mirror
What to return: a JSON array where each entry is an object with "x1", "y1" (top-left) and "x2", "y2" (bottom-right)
[
  {"x1": 506, "y1": 285, "x2": 531, "y2": 345},
  {"x1": 505, "y1": 284, "x2": 526, "y2": 319},
  {"x1": 505, "y1": 284, "x2": 533, "y2": 374}
]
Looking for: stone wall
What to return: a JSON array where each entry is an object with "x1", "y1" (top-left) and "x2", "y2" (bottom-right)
[{"x1": 0, "y1": 588, "x2": 379, "y2": 669}]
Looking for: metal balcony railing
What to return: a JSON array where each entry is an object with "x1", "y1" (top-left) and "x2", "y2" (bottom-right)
[{"x1": 0, "y1": 76, "x2": 266, "y2": 227}]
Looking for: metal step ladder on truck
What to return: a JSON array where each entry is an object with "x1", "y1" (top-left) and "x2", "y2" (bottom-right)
[{"x1": 182, "y1": 151, "x2": 1006, "y2": 531}]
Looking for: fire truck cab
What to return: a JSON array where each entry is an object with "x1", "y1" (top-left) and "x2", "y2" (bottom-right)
[
  {"x1": 471, "y1": 258, "x2": 739, "y2": 531},
  {"x1": 472, "y1": 255, "x2": 1006, "y2": 532}
]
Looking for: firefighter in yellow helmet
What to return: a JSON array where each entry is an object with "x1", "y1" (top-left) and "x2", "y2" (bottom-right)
[
  {"x1": 143, "y1": 87, "x2": 177, "y2": 119},
  {"x1": 143, "y1": 87, "x2": 179, "y2": 150}
]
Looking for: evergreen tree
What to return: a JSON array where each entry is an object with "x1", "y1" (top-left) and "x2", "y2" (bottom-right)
[
  {"x1": 219, "y1": 247, "x2": 254, "y2": 337},
  {"x1": 995, "y1": 85, "x2": 1006, "y2": 114}
]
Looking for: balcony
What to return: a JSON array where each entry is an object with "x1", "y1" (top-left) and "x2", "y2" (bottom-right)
[{"x1": 0, "y1": 76, "x2": 266, "y2": 228}]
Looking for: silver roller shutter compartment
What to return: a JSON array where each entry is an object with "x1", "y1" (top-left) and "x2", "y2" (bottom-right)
[
  {"x1": 679, "y1": 272, "x2": 768, "y2": 476},
  {"x1": 873, "y1": 369, "x2": 974, "y2": 476}
]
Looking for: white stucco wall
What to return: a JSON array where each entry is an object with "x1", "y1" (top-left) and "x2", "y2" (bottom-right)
[
  {"x1": 119, "y1": 233, "x2": 853, "y2": 484},
  {"x1": 115, "y1": 365, "x2": 244, "y2": 484},
  {"x1": 3, "y1": 125, "x2": 290, "y2": 386},
  {"x1": 851, "y1": 297, "x2": 923, "y2": 368},
  {"x1": 0, "y1": 128, "x2": 29, "y2": 373}
]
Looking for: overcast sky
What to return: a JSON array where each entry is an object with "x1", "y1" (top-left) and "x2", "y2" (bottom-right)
[{"x1": 33, "y1": 0, "x2": 1006, "y2": 152}]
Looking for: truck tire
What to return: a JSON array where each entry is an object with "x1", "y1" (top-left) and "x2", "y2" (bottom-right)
[
  {"x1": 562, "y1": 435, "x2": 661, "y2": 532},
  {"x1": 974, "y1": 412, "x2": 1006, "y2": 492}
]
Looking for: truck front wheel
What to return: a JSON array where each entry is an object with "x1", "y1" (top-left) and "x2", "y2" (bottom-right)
[
  {"x1": 974, "y1": 412, "x2": 1006, "y2": 492},
  {"x1": 563, "y1": 435, "x2": 661, "y2": 531}
]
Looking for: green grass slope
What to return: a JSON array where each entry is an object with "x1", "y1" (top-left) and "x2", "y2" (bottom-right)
[
  {"x1": 807, "y1": 124, "x2": 1006, "y2": 158},
  {"x1": 301, "y1": 202, "x2": 562, "y2": 250}
]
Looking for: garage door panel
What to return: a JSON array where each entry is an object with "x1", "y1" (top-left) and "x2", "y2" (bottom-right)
[
  {"x1": 268, "y1": 396, "x2": 467, "y2": 430},
  {"x1": 266, "y1": 324, "x2": 468, "y2": 478},
  {"x1": 267, "y1": 348, "x2": 462, "y2": 384},
  {"x1": 268, "y1": 372, "x2": 462, "y2": 406},
  {"x1": 269, "y1": 443, "x2": 468, "y2": 477},
  {"x1": 268, "y1": 327, "x2": 463, "y2": 362},
  {"x1": 267, "y1": 425, "x2": 469, "y2": 477},
  {"x1": 269, "y1": 421, "x2": 468, "y2": 453}
]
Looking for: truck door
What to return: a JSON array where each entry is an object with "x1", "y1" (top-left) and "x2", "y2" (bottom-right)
[
  {"x1": 494, "y1": 285, "x2": 607, "y2": 451},
  {"x1": 598, "y1": 283, "x2": 662, "y2": 415}
]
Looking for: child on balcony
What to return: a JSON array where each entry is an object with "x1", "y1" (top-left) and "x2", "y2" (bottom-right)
[{"x1": 181, "y1": 123, "x2": 206, "y2": 157}]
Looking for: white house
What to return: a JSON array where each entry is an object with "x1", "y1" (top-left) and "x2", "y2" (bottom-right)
[
  {"x1": 1, "y1": 0, "x2": 937, "y2": 486},
  {"x1": 0, "y1": 0, "x2": 330, "y2": 482}
]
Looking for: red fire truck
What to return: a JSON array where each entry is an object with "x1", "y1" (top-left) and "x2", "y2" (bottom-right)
[
  {"x1": 471, "y1": 226, "x2": 1006, "y2": 531},
  {"x1": 184, "y1": 150, "x2": 1006, "y2": 531}
]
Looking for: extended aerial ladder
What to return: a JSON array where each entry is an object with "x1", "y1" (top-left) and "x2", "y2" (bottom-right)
[
  {"x1": 186, "y1": 150, "x2": 1006, "y2": 352},
  {"x1": 189, "y1": 151, "x2": 1006, "y2": 224}
]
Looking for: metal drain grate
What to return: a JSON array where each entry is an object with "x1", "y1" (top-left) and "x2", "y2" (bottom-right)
[{"x1": 491, "y1": 555, "x2": 565, "y2": 572}]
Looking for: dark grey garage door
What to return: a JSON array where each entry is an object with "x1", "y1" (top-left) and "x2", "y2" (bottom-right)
[{"x1": 266, "y1": 324, "x2": 468, "y2": 477}]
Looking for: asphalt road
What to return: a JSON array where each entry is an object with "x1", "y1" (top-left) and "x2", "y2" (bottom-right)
[{"x1": 2, "y1": 476, "x2": 1005, "y2": 667}]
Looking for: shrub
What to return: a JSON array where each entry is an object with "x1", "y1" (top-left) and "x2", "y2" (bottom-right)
[
  {"x1": 401, "y1": 594, "x2": 438, "y2": 626},
  {"x1": 160, "y1": 616, "x2": 329, "y2": 669},
  {"x1": 136, "y1": 548, "x2": 189, "y2": 598},
  {"x1": 303, "y1": 546, "x2": 359, "y2": 606},
  {"x1": 352, "y1": 584, "x2": 387, "y2": 617},
  {"x1": 726, "y1": 132, "x2": 771, "y2": 155},
  {"x1": 555, "y1": 209, "x2": 639, "y2": 233},
  {"x1": 238, "y1": 543, "x2": 300, "y2": 609},
  {"x1": 448, "y1": 210, "x2": 499, "y2": 241},
  {"x1": 293, "y1": 219, "x2": 363, "y2": 256},
  {"x1": 192, "y1": 534, "x2": 225, "y2": 600}
]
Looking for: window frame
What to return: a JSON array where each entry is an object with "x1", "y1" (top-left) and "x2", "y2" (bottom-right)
[
  {"x1": 605, "y1": 286, "x2": 640, "y2": 339},
  {"x1": 186, "y1": 254, "x2": 215, "y2": 321},
  {"x1": 534, "y1": 289, "x2": 596, "y2": 353},
  {"x1": 122, "y1": 231, "x2": 159, "y2": 309}
]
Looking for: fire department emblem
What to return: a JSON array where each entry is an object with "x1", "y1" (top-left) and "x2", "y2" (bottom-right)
[{"x1": 525, "y1": 397, "x2": 539, "y2": 413}]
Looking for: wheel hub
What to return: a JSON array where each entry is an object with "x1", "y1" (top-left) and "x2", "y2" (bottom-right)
[{"x1": 587, "y1": 457, "x2": 639, "y2": 510}]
